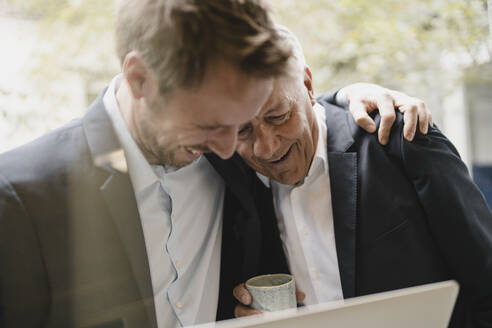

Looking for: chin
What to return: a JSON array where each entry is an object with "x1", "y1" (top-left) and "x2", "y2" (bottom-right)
[
  {"x1": 159, "y1": 153, "x2": 192, "y2": 168},
  {"x1": 276, "y1": 173, "x2": 301, "y2": 186},
  {"x1": 175, "y1": 158, "x2": 195, "y2": 168}
]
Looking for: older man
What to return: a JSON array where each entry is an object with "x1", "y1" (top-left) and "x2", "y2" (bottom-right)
[
  {"x1": 230, "y1": 29, "x2": 492, "y2": 327},
  {"x1": 0, "y1": 1, "x2": 433, "y2": 328}
]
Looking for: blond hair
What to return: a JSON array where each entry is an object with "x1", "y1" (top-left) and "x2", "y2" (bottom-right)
[{"x1": 115, "y1": 0, "x2": 292, "y2": 95}]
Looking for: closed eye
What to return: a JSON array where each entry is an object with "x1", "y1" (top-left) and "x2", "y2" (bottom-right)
[
  {"x1": 266, "y1": 111, "x2": 290, "y2": 124},
  {"x1": 238, "y1": 124, "x2": 253, "y2": 139}
]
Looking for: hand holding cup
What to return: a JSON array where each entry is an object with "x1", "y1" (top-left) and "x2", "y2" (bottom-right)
[{"x1": 233, "y1": 274, "x2": 306, "y2": 318}]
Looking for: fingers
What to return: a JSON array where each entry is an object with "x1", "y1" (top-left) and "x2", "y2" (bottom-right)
[
  {"x1": 416, "y1": 101, "x2": 430, "y2": 134},
  {"x1": 234, "y1": 304, "x2": 262, "y2": 318},
  {"x1": 398, "y1": 99, "x2": 432, "y2": 141},
  {"x1": 348, "y1": 94, "x2": 396, "y2": 145},
  {"x1": 233, "y1": 283, "x2": 262, "y2": 318},
  {"x1": 400, "y1": 104, "x2": 418, "y2": 141},
  {"x1": 233, "y1": 283, "x2": 252, "y2": 305},
  {"x1": 376, "y1": 95, "x2": 396, "y2": 145},
  {"x1": 343, "y1": 85, "x2": 433, "y2": 144},
  {"x1": 296, "y1": 289, "x2": 306, "y2": 303},
  {"x1": 392, "y1": 91, "x2": 433, "y2": 140},
  {"x1": 233, "y1": 286, "x2": 305, "y2": 317},
  {"x1": 349, "y1": 101, "x2": 377, "y2": 133}
]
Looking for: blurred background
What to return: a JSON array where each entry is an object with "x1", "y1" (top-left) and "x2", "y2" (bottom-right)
[{"x1": 0, "y1": 0, "x2": 491, "y2": 206}]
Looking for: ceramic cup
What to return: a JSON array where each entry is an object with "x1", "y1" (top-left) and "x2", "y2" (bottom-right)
[{"x1": 245, "y1": 273, "x2": 296, "y2": 312}]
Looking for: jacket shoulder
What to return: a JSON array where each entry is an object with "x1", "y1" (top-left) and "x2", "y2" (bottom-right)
[{"x1": 0, "y1": 118, "x2": 91, "y2": 188}]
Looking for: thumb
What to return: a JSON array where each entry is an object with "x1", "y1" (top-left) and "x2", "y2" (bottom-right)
[
  {"x1": 233, "y1": 283, "x2": 252, "y2": 305},
  {"x1": 296, "y1": 289, "x2": 306, "y2": 303}
]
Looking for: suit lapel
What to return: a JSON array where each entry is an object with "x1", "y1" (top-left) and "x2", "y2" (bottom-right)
[
  {"x1": 205, "y1": 154, "x2": 257, "y2": 217},
  {"x1": 324, "y1": 103, "x2": 359, "y2": 298},
  {"x1": 206, "y1": 154, "x2": 262, "y2": 278},
  {"x1": 328, "y1": 153, "x2": 357, "y2": 298},
  {"x1": 207, "y1": 154, "x2": 265, "y2": 320},
  {"x1": 99, "y1": 172, "x2": 156, "y2": 327},
  {"x1": 83, "y1": 93, "x2": 157, "y2": 327}
]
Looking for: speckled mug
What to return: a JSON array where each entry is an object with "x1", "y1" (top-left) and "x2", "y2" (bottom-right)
[{"x1": 245, "y1": 273, "x2": 296, "y2": 312}]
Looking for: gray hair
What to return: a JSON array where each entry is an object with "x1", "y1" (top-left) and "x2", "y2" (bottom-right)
[{"x1": 275, "y1": 24, "x2": 307, "y2": 80}]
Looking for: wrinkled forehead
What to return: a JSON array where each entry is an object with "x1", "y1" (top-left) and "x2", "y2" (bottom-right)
[
  {"x1": 256, "y1": 75, "x2": 301, "y2": 117},
  {"x1": 247, "y1": 25, "x2": 307, "y2": 120}
]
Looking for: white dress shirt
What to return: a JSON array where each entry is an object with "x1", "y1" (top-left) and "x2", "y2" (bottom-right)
[
  {"x1": 258, "y1": 103, "x2": 344, "y2": 305},
  {"x1": 103, "y1": 75, "x2": 224, "y2": 327}
]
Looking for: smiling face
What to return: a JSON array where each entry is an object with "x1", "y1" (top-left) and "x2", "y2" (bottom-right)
[
  {"x1": 236, "y1": 67, "x2": 318, "y2": 185},
  {"x1": 121, "y1": 58, "x2": 273, "y2": 168}
]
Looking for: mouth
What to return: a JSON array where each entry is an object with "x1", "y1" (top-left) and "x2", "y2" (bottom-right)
[
  {"x1": 270, "y1": 145, "x2": 293, "y2": 164},
  {"x1": 185, "y1": 146, "x2": 205, "y2": 157}
]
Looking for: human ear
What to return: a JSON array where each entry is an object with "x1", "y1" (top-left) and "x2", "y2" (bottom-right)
[
  {"x1": 122, "y1": 51, "x2": 151, "y2": 99},
  {"x1": 303, "y1": 66, "x2": 315, "y2": 106}
]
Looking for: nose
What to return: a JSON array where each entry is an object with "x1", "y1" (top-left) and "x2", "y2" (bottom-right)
[
  {"x1": 253, "y1": 124, "x2": 277, "y2": 160},
  {"x1": 208, "y1": 126, "x2": 238, "y2": 159}
]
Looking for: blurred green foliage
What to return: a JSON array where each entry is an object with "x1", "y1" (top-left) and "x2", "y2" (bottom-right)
[
  {"x1": 270, "y1": 0, "x2": 490, "y2": 97},
  {"x1": 8, "y1": 0, "x2": 117, "y2": 81},
  {"x1": 6, "y1": 0, "x2": 491, "y2": 98}
]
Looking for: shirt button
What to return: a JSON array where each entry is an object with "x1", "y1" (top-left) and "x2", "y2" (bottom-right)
[
  {"x1": 176, "y1": 301, "x2": 184, "y2": 309},
  {"x1": 302, "y1": 228, "x2": 309, "y2": 236},
  {"x1": 175, "y1": 260, "x2": 181, "y2": 269},
  {"x1": 171, "y1": 216, "x2": 176, "y2": 222}
]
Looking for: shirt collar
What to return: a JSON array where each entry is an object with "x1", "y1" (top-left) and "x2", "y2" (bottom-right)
[
  {"x1": 256, "y1": 102, "x2": 329, "y2": 188},
  {"x1": 311, "y1": 102, "x2": 329, "y2": 177}
]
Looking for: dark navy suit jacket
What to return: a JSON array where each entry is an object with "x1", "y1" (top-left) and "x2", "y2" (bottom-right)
[{"x1": 213, "y1": 95, "x2": 492, "y2": 327}]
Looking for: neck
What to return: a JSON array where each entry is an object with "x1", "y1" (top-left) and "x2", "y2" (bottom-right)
[
  {"x1": 115, "y1": 79, "x2": 160, "y2": 165},
  {"x1": 115, "y1": 79, "x2": 133, "y2": 125}
]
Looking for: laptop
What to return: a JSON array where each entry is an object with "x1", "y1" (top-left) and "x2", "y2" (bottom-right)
[{"x1": 187, "y1": 280, "x2": 459, "y2": 328}]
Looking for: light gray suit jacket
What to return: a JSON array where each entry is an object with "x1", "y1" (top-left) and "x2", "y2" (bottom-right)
[{"x1": 0, "y1": 90, "x2": 156, "y2": 328}]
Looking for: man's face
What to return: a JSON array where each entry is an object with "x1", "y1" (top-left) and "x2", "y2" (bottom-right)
[
  {"x1": 129, "y1": 61, "x2": 273, "y2": 168},
  {"x1": 236, "y1": 69, "x2": 318, "y2": 185}
]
